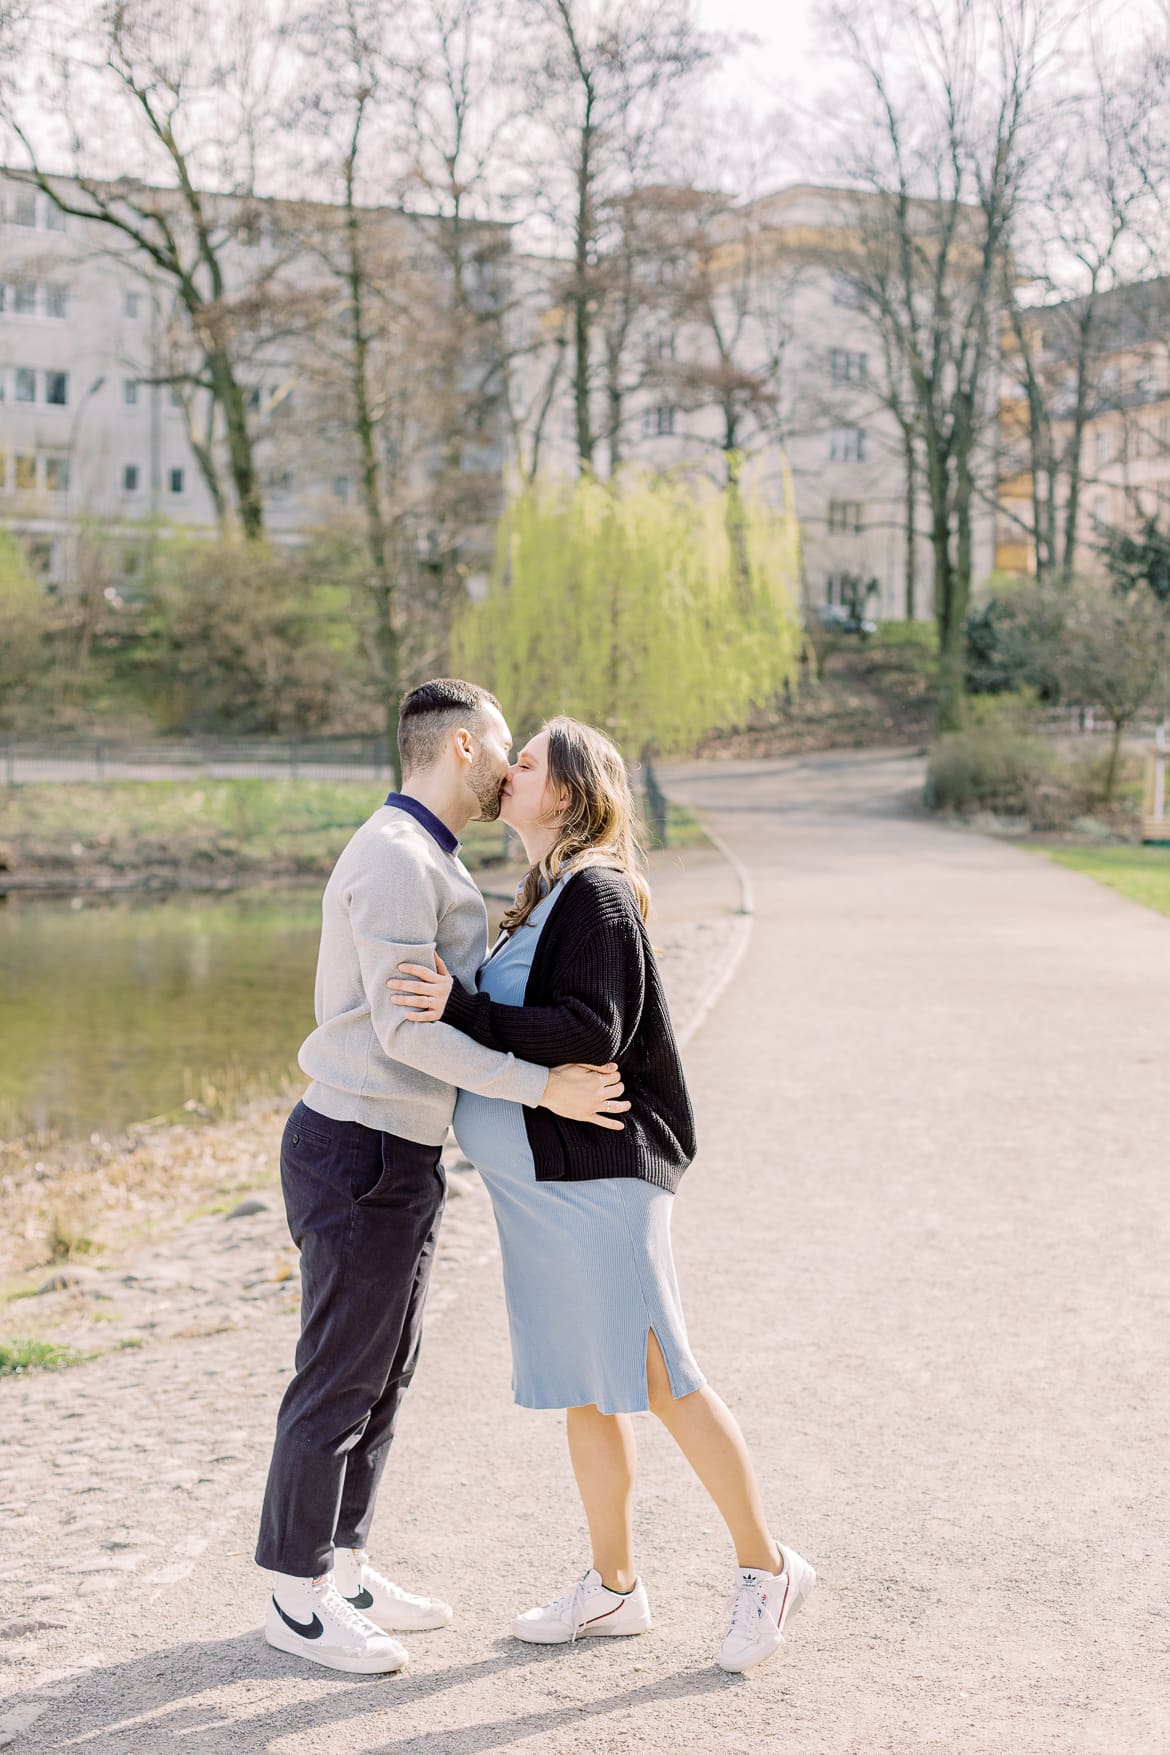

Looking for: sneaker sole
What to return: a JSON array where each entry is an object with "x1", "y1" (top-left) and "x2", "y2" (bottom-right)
[
  {"x1": 366, "y1": 1608, "x2": 453, "y2": 1633},
  {"x1": 264, "y1": 1623, "x2": 408, "y2": 1673},
  {"x1": 512, "y1": 1614, "x2": 653, "y2": 1645}
]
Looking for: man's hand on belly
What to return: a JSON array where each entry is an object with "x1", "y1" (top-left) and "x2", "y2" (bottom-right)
[{"x1": 541, "y1": 1064, "x2": 630, "y2": 1130}]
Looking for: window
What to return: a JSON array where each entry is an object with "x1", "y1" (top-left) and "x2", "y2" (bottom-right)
[
  {"x1": 332, "y1": 474, "x2": 351, "y2": 501},
  {"x1": 828, "y1": 499, "x2": 863, "y2": 533},
  {"x1": 1094, "y1": 427, "x2": 1112, "y2": 467},
  {"x1": 123, "y1": 379, "x2": 140, "y2": 406},
  {"x1": 652, "y1": 330, "x2": 677, "y2": 362},
  {"x1": 830, "y1": 273, "x2": 862, "y2": 308},
  {"x1": 44, "y1": 285, "x2": 69, "y2": 319},
  {"x1": 1159, "y1": 415, "x2": 1170, "y2": 453},
  {"x1": 643, "y1": 404, "x2": 676, "y2": 438},
  {"x1": 44, "y1": 455, "x2": 69, "y2": 492},
  {"x1": 10, "y1": 188, "x2": 37, "y2": 227},
  {"x1": 124, "y1": 290, "x2": 142, "y2": 319},
  {"x1": 1098, "y1": 365, "x2": 1121, "y2": 403},
  {"x1": 829, "y1": 426, "x2": 866, "y2": 462},
  {"x1": 830, "y1": 350, "x2": 868, "y2": 383},
  {"x1": 14, "y1": 454, "x2": 36, "y2": 488},
  {"x1": 168, "y1": 385, "x2": 184, "y2": 408},
  {"x1": 168, "y1": 467, "x2": 185, "y2": 495},
  {"x1": 44, "y1": 371, "x2": 68, "y2": 406},
  {"x1": 247, "y1": 386, "x2": 262, "y2": 411},
  {"x1": 43, "y1": 202, "x2": 65, "y2": 232},
  {"x1": 14, "y1": 368, "x2": 35, "y2": 403},
  {"x1": 123, "y1": 463, "x2": 141, "y2": 493},
  {"x1": 13, "y1": 281, "x2": 36, "y2": 315}
]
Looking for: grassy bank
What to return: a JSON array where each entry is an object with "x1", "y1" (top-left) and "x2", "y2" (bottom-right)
[
  {"x1": 1032, "y1": 844, "x2": 1170, "y2": 918},
  {"x1": 0, "y1": 778, "x2": 705, "y2": 890}
]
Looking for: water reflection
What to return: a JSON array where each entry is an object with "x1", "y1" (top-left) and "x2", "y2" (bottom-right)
[{"x1": 0, "y1": 887, "x2": 509, "y2": 1143}]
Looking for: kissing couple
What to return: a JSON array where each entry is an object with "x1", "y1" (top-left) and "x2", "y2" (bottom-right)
[{"x1": 255, "y1": 678, "x2": 813, "y2": 1676}]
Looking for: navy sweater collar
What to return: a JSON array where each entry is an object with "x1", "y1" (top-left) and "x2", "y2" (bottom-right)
[{"x1": 384, "y1": 792, "x2": 459, "y2": 855}]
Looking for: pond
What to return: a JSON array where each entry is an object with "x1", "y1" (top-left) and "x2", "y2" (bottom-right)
[{"x1": 0, "y1": 887, "x2": 506, "y2": 1143}]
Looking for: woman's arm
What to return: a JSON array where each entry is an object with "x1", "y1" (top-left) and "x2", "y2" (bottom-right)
[{"x1": 431, "y1": 917, "x2": 646, "y2": 1068}]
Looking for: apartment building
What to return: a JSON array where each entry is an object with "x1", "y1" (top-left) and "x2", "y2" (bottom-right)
[
  {"x1": 0, "y1": 169, "x2": 507, "y2": 589},
  {"x1": 590, "y1": 183, "x2": 997, "y2": 621},
  {"x1": 2, "y1": 167, "x2": 999, "y2": 619},
  {"x1": 996, "y1": 276, "x2": 1170, "y2": 577}
]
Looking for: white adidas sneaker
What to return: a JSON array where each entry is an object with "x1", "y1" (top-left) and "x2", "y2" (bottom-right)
[
  {"x1": 264, "y1": 1572, "x2": 409, "y2": 1673},
  {"x1": 718, "y1": 1545, "x2": 816, "y2": 1674},
  {"x1": 512, "y1": 1568, "x2": 653, "y2": 1645},
  {"x1": 332, "y1": 1546, "x2": 453, "y2": 1633}
]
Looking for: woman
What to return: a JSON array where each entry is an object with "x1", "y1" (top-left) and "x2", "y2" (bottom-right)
[{"x1": 388, "y1": 717, "x2": 813, "y2": 1673}]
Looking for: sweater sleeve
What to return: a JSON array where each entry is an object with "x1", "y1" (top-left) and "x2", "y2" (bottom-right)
[
  {"x1": 347, "y1": 845, "x2": 549, "y2": 1106},
  {"x1": 441, "y1": 915, "x2": 645, "y2": 1067}
]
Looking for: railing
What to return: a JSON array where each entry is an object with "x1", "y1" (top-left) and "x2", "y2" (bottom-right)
[{"x1": 2, "y1": 735, "x2": 392, "y2": 785}]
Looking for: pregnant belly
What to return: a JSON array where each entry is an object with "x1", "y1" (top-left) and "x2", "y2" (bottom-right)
[{"x1": 452, "y1": 1090, "x2": 531, "y2": 1180}]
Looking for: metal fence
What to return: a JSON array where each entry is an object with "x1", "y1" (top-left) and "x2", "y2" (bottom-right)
[{"x1": 2, "y1": 735, "x2": 392, "y2": 785}]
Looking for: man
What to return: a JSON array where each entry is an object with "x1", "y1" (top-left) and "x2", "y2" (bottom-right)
[{"x1": 256, "y1": 679, "x2": 628, "y2": 1674}]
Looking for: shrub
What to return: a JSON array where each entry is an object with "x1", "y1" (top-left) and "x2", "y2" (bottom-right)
[{"x1": 925, "y1": 694, "x2": 1055, "y2": 814}]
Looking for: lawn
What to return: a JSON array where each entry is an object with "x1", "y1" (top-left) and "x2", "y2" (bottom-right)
[{"x1": 1035, "y1": 844, "x2": 1170, "y2": 918}]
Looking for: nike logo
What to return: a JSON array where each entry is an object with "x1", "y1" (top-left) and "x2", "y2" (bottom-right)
[
  {"x1": 346, "y1": 1588, "x2": 375, "y2": 1611},
  {"x1": 272, "y1": 1597, "x2": 324, "y2": 1640}
]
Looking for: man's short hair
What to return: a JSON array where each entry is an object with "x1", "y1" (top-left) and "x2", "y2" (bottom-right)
[{"x1": 397, "y1": 678, "x2": 502, "y2": 775}]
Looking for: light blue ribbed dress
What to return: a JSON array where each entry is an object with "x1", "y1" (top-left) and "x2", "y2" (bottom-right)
[{"x1": 452, "y1": 877, "x2": 705, "y2": 1415}]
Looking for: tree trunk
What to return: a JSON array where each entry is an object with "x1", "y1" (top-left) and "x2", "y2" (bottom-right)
[
  {"x1": 903, "y1": 434, "x2": 917, "y2": 619},
  {"x1": 572, "y1": 91, "x2": 596, "y2": 473},
  {"x1": 343, "y1": 114, "x2": 401, "y2": 786},
  {"x1": 1061, "y1": 301, "x2": 1096, "y2": 582},
  {"x1": 1104, "y1": 719, "x2": 1124, "y2": 801},
  {"x1": 208, "y1": 352, "x2": 264, "y2": 539}
]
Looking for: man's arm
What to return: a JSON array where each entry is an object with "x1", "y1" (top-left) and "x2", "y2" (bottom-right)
[{"x1": 348, "y1": 854, "x2": 550, "y2": 1106}]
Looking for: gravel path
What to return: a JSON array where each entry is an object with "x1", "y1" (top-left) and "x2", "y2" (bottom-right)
[{"x1": 3, "y1": 757, "x2": 1168, "y2": 1754}]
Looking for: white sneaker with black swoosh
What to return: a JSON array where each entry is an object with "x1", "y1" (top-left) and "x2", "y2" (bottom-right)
[
  {"x1": 512, "y1": 1568, "x2": 652, "y2": 1644},
  {"x1": 264, "y1": 1573, "x2": 409, "y2": 1673},
  {"x1": 331, "y1": 1546, "x2": 453, "y2": 1632},
  {"x1": 718, "y1": 1544, "x2": 816, "y2": 1674}
]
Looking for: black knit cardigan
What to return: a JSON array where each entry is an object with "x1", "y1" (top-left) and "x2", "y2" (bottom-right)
[{"x1": 441, "y1": 866, "x2": 696, "y2": 1192}]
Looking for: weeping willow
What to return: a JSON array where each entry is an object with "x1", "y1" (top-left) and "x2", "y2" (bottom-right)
[{"x1": 454, "y1": 471, "x2": 801, "y2": 754}]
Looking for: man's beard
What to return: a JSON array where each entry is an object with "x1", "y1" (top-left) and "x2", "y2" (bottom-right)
[{"x1": 469, "y1": 753, "x2": 504, "y2": 821}]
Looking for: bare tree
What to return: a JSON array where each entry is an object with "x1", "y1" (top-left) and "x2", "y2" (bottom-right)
[
  {"x1": 1, "y1": 0, "x2": 304, "y2": 538},
  {"x1": 999, "y1": 26, "x2": 1168, "y2": 582},
  {"x1": 827, "y1": 0, "x2": 1051, "y2": 730},
  {"x1": 523, "y1": 0, "x2": 714, "y2": 474}
]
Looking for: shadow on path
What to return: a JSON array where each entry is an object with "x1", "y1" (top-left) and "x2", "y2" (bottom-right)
[{"x1": 11, "y1": 1633, "x2": 731, "y2": 1754}]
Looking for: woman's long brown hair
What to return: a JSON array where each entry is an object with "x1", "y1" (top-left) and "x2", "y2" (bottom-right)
[{"x1": 499, "y1": 717, "x2": 651, "y2": 932}]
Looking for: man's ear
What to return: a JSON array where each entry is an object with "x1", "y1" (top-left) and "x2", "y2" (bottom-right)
[{"x1": 452, "y1": 726, "x2": 475, "y2": 763}]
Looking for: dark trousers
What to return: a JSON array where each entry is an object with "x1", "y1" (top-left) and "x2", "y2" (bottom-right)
[{"x1": 255, "y1": 1100, "x2": 446, "y2": 1579}]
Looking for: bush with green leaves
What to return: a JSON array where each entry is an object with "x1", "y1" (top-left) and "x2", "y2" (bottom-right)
[
  {"x1": 454, "y1": 473, "x2": 801, "y2": 754},
  {"x1": 0, "y1": 532, "x2": 47, "y2": 726}
]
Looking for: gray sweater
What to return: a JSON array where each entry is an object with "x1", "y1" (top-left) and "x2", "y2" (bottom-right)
[{"x1": 300, "y1": 803, "x2": 549, "y2": 1143}]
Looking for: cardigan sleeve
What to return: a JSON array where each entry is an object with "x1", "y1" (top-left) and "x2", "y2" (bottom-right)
[{"x1": 441, "y1": 915, "x2": 645, "y2": 1067}]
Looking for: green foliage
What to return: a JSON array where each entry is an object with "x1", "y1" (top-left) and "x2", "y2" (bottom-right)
[
  {"x1": 926, "y1": 693, "x2": 1055, "y2": 814},
  {"x1": 965, "y1": 587, "x2": 1064, "y2": 699},
  {"x1": 454, "y1": 473, "x2": 802, "y2": 754},
  {"x1": 0, "y1": 532, "x2": 47, "y2": 725},
  {"x1": 0, "y1": 1337, "x2": 88, "y2": 1376},
  {"x1": 1102, "y1": 516, "x2": 1170, "y2": 603},
  {"x1": 876, "y1": 619, "x2": 939, "y2": 656}
]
